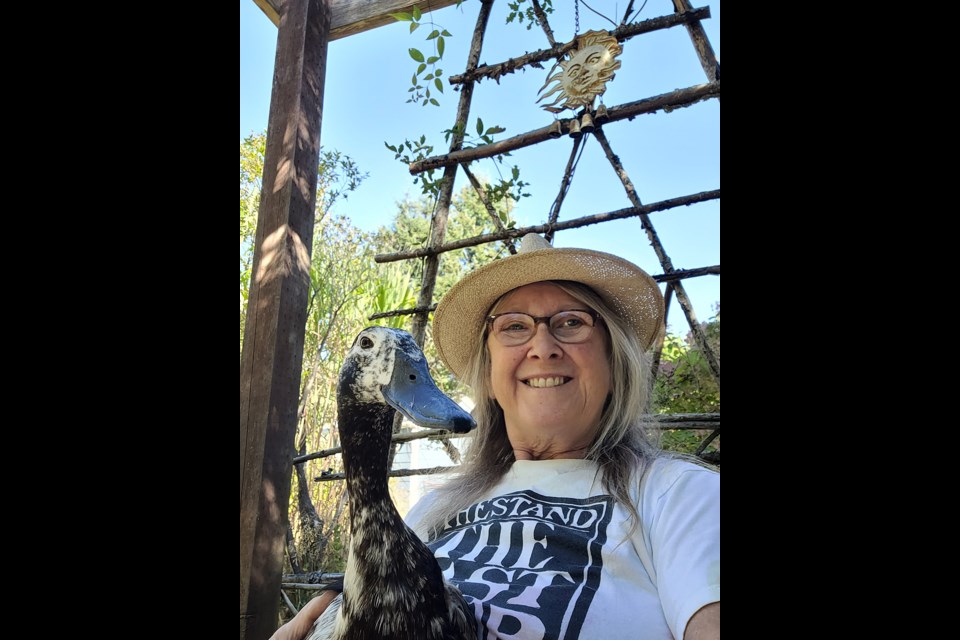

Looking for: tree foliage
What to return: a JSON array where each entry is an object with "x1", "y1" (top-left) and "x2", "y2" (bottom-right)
[
  {"x1": 653, "y1": 304, "x2": 720, "y2": 456},
  {"x1": 242, "y1": 135, "x2": 522, "y2": 614},
  {"x1": 241, "y1": 132, "x2": 385, "y2": 592},
  {"x1": 372, "y1": 180, "x2": 517, "y2": 396}
]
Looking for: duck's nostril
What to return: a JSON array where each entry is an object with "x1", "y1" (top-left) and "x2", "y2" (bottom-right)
[{"x1": 409, "y1": 374, "x2": 417, "y2": 381}]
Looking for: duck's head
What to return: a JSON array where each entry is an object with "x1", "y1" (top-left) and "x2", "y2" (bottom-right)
[{"x1": 338, "y1": 327, "x2": 476, "y2": 434}]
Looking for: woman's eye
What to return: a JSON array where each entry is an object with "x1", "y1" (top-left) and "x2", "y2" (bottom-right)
[{"x1": 503, "y1": 322, "x2": 528, "y2": 332}]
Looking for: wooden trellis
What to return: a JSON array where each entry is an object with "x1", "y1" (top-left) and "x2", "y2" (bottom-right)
[
  {"x1": 241, "y1": 1, "x2": 719, "y2": 636},
  {"x1": 282, "y1": 0, "x2": 719, "y2": 586}
]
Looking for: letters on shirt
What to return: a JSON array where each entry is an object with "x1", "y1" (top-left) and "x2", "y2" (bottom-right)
[{"x1": 428, "y1": 491, "x2": 613, "y2": 640}]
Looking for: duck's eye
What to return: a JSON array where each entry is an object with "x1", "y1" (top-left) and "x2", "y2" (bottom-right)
[{"x1": 359, "y1": 336, "x2": 374, "y2": 349}]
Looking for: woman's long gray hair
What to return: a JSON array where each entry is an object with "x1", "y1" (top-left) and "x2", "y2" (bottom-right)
[{"x1": 418, "y1": 281, "x2": 661, "y2": 538}]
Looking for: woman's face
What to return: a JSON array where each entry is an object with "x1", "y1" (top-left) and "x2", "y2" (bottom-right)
[{"x1": 487, "y1": 282, "x2": 611, "y2": 453}]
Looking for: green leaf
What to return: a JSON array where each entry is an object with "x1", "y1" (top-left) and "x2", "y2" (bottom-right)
[
  {"x1": 427, "y1": 30, "x2": 440, "y2": 40},
  {"x1": 441, "y1": 29, "x2": 452, "y2": 37},
  {"x1": 435, "y1": 69, "x2": 443, "y2": 76},
  {"x1": 417, "y1": 63, "x2": 427, "y2": 75},
  {"x1": 411, "y1": 73, "x2": 418, "y2": 84},
  {"x1": 409, "y1": 48, "x2": 425, "y2": 62},
  {"x1": 389, "y1": 12, "x2": 412, "y2": 21},
  {"x1": 410, "y1": 22, "x2": 420, "y2": 33},
  {"x1": 430, "y1": 98, "x2": 440, "y2": 106},
  {"x1": 424, "y1": 73, "x2": 434, "y2": 81},
  {"x1": 476, "y1": 118, "x2": 484, "y2": 136},
  {"x1": 437, "y1": 37, "x2": 445, "y2": 58},
  {"x1": 427, "y1": 56, "x2": 439, "y2": 64},
  {"x1": 412, "y1": 5, "x2": 422, "y2": 20},
  {"x1": 434, "y1": 78, "x2": 444, "y2": 93},
  {"x1": 485, "y1": 126, "x2": 506, "y2": 135}
]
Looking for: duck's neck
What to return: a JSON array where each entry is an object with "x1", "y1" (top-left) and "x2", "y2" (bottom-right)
[{"x1": 338, "y1": 402, "x2": 399, "y2": 523}]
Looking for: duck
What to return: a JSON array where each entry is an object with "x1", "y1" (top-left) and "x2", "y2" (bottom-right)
[{"x1": 307, "y1": 327, "x2": 478, "y2": 640}]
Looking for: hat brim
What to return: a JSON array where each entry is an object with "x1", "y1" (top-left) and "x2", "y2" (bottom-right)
[{"x1": 433, "y1": 246, "x2": 664, "y2": 380}]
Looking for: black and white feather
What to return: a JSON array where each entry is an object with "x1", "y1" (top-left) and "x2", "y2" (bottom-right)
[{"x1": 307, "y1": 327, "x2": 478, "y2": 640}]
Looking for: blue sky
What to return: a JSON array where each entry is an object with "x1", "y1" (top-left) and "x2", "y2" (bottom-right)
[{"x1": 240, "y1": 0, "x2": 719, "y2": 335}]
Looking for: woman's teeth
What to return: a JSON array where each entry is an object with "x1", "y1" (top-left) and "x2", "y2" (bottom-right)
[{"x1": 524, "y1": 377, "x2": 567, "y2": 388}]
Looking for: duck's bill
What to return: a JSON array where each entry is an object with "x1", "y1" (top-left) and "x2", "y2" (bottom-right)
[{"x1": 382, "y1": 353, "x2": 477, "y2": 434}]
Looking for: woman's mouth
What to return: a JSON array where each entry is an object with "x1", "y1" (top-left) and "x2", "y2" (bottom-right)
[{"x1": 522, "y1": 377, "x2": 571, "y2": 388}]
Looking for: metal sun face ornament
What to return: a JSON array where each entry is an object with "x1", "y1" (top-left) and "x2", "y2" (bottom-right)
[{"x1": 537, "y1": 30, "x2": 623, "y2": 114}]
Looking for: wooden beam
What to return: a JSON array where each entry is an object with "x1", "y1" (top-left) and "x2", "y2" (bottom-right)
[
  {"x1": 252, "y1": 0, "x2": 283, "y2": 26},
  {"x1": 239, "y1": 0, "x2": 331, "y2": 638},
  {"x1": 251, "y1": 0, "x2": 461, "y2": 41}
]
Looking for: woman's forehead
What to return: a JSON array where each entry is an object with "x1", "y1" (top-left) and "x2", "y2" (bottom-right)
[{"x1": 493, "y1": 282, "x2": 582, "y2": 312}]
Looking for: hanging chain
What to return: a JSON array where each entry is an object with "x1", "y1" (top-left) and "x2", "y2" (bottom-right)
[{"x1": 574, "y1": 0, "x2": 580, "y2": 36}]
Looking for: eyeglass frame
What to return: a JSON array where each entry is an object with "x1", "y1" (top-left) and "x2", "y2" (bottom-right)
[{"x1": 485, "y1": 308, "x2": 603, "y2": 346}]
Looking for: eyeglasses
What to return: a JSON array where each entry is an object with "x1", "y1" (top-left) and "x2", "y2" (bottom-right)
[{"x1": 486, "y1": 309, "x2": 602, "y2": 346}]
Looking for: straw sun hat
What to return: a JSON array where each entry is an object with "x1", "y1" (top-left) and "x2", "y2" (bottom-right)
[{"x1": 432, "y1": 233, "x2": 665, "y2": 379}]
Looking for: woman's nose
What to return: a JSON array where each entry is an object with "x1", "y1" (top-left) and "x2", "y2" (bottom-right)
[{"x1": 526, "y1": 323, "x2": 563, "y2": 359}]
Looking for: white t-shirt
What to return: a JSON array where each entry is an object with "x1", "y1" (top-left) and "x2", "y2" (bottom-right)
[{"x1": 405, "y1": 457, "x2": 720, "y2": 640}]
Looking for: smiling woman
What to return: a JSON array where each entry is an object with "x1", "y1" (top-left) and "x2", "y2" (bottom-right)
[
  {"x1": 413, "y1": 233, "x2": 719, "y2": 639},
  {"x1": 278, "y1": 233, "x2": 719, "y2": 640},
  {"x1": 486, "y1": 282, "x2": 613, "y2": 461}
]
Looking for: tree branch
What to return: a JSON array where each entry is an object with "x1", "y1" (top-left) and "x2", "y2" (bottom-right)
[
  {"x1": 409, "y1": 82, "x2": 720, "y2": 174},
  {"x1": 530, "y1": 0, "x2": 557, "y2": 47},
  {"x1": 461, "y1": 164, "x2": 517, "y2": 254},
  {"x1": 448, "y1": 7, "x2": 710, "y2": 85},
  {"x1": 375, "y1": 189, "x2": 720, "y2": 262}
]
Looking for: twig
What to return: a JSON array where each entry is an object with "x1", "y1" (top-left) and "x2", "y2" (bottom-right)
[
  {"x1": 441, "y1": 439, "x2": 462, "y2": 464},
  {"x1": 650, "y1": 283, "x2": 674, "y2": 381},
  {"x1": 449, "y1": 8, "x2": 710, "y2": 85},
  {"x1": 280, "y1": 589, "x2": 299, "y2": 615},
  {"x1": 296, "y1": 414, "x2": 720, "y2": 464},
  {"x1": 282, "y1": 572, "x2": 344, "y2": 585},
  {"x1": 694, "y1": 428, "x2": 720, "y2": 456},
  {"x1": 624, "y1": 0, "x2": 650, "y2": 24},
  {"x1": 376, "y1": 189, "x2": 720, "y2": 262},
  {"x1": 461, "y1": 164, "x2": 517, "y2": 254},
  {"x1": 593, "y1": 128, "x2": 720, "y2": 386},
  {"x1": 656, "y1": 266, "x2": 719, "y2": 282},
  {"x1": 544, "y1": 136, "x2": 586, "y2": 243},
  {"x1": 531, "y1": 0, "x2": 557, "y2": 46},
  {"x1": 368, "y1": 304, "x2": 437, "y2": 321},
  {"x1": 672, "y1": 0, "x2": 720, "y2": 83},
  {"x1": 409, "y1": 82, "x2": 720, "y2": 174},
  {"x1": 316, "y1": 466, "x2": 459, "y2": 482},
  {"x1": 281, "y1": 582, "x2": 339, "y2": 590}
]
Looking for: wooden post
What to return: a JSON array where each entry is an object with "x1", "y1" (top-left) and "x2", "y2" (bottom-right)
[{"x1": 239, "y1": 0, "x2": 331, "y2": 638}]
